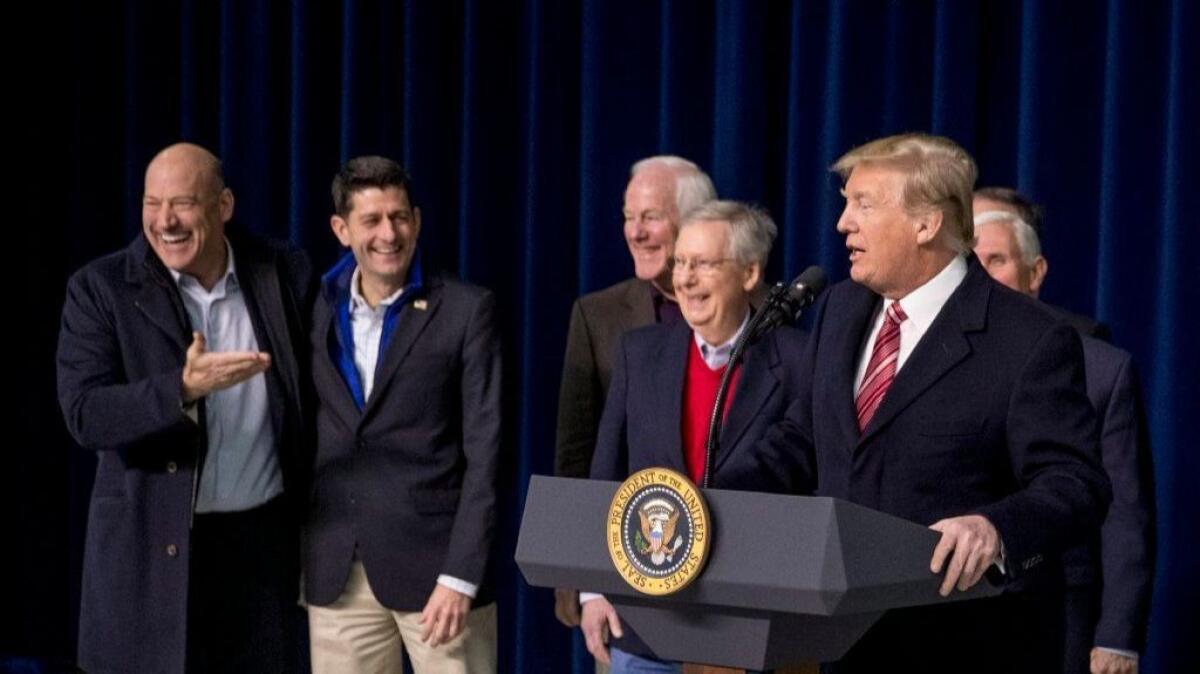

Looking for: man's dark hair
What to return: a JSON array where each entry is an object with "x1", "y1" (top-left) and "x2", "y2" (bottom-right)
[
  {"x1": 332, "y1": 156, "x2": 416, "y2": 216},
  {"x1": 974, "y1": 186, "x2": 1043, "y2": 235}
]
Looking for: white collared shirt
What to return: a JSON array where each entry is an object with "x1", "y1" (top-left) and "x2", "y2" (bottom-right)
[
  {"x1": 346, "y1": 266, "x2": 478, "y2": 599},
  {"x1": 693, "y1": 312, "x2": 751, "y2": 370},
  {"x1": 348, "y1": 267, "x2": 407, "y2": 401},
  {"x1": 853, "y1": 255, "x2": 968, "y2": 392},
  {"x1": 171, "y1": 240, "x2": 282, "y2": 513}
]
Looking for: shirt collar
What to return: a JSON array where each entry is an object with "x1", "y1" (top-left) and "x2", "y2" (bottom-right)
[
  {"x1": 169, "y1": 237, "x2": 238, "y2": 295},
  {"x1": 321, "y1": 248, "x2": 426, "y2": 309},
  {"x1": 693, "y1": 310, "x2": 751, "y2": 370},
  {"x1": 885, "y1": 254, "x2": 968, "y2": 333},
  {"x1": 349, "y1": 266, "x2": 406, "y2": 313}
]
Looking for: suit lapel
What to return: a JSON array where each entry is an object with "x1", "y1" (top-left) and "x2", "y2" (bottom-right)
[
  {"x1": 314, "y1": 296, "x2": 361, "y2": 417},
  {"x1": 361, "y1": 282, "x2": 440, "y2": 420},
  {"x1": 856, "y1": 263, "x2": 989, "y2": 447},
  {"x1": 651, "y1": 324, "x2": 690, "y2": 473},
  {"x1": 128, "y1": 240, "x2": 191, "y2": 351},
  {"x1": 832, "y1": 286, "x2": 880, "y2": 452},
  {"x1": 623, "y1": 279, "x2": 657, "y2": 329},
  {"x1": 714, "y1": 333, "x2": 780, "y2": 472},
  {"x1": 236, "y1": 249, "x2": 298, "y2": 437}
]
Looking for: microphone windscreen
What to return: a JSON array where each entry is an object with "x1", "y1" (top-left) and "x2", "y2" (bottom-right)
[{"x1": 792, "y1": 265, "x2": 827, "y2": 300}]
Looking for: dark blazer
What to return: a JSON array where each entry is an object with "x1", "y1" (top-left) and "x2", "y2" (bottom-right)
[
  {"x1": 769, "y1": 256, "x2": 1110, "y2": 674},
  {"x1": 589, "y1": 320, "x2": 808, "y2": 658},
  {"x1": 304, "y1": 270, "x2": 501, "y2": 611},
  {"x1": 556, "y1": 278, "x2": 656, "y2": 478},
  {"x1": 1052, "y1": 304, "x2": 1113, "y2": 343},
  {"x1": 56, "y1": 231, "x2": 312, "y2": 674},
  {"x1": 1062, "y1": 336, "x2": 1155, "y2": 657},
  {"x1": 591, "y1": 320, "x2": 810, "y2": 494}
]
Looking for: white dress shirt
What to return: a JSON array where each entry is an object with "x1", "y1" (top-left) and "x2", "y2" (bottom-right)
[
  {"x1": 172, "y1": 240, "x2": 282, "y2": 514},
  {"x1": 853, "y1": 255, "x2": 967, "y2": 392}
]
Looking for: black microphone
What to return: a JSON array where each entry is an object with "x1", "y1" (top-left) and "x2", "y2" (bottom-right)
[
  {"x1": 747, "y1": 266, "x2": 827, "y2": 341},
  {"x1": 777, "y1": 265, "x2": 828, "y2": 321},
  {"x1": 701, "y1": 265, "x2": 826, "y2": 487}
]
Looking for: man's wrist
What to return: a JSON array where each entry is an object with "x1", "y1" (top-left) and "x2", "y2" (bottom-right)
[
  {"x1": 1095, "y1": 646, "x2": 1138, "y2": 660},
  {"x1": 179, "y1": 391, "x2": 199, "y2": 422}
]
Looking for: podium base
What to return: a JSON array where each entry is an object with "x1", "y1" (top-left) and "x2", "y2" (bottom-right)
[
  {"x1": 683, "y1": 666, "x2": 817, "y2": 674},
  {"x1": 613, "y1": 597, "x2": 880, "y2": 670}
]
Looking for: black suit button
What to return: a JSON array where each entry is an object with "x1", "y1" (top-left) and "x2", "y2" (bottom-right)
[
  {"x1": 166, "y1": 544, "x2": 179, "y2": 557},
  {"x1": 166, "y1": 461, "x2": 178, "y2": 474}
]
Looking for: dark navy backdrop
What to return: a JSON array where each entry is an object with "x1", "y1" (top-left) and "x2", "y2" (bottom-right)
[{"x1": 8, "y1": 1, "x2": 1195, "y2": 672}]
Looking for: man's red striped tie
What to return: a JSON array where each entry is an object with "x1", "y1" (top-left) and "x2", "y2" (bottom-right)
[{"x1": 855, "y1": 301, "x2": 907, "y2": 431}]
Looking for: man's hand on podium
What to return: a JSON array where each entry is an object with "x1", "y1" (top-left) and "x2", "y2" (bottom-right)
[
  {"x1": 581, "y1": 595, "x2": 624, "y2": 665},
  {"x1": 929, "y1": 514, "x2": 1001, "y2": 596}
]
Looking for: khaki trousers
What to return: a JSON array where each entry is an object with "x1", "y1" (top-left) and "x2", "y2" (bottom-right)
[{"x1": 308, "y1": 562, "x2": 497, "y2": 674}]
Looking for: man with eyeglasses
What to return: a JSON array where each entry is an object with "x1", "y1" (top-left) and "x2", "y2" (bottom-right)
[
  {"x1": 579, "y1": 201, "x2": 810, "y2": 673},
  {"x1": 553, "y1": 156, "x2": 716, "y2": 637}
]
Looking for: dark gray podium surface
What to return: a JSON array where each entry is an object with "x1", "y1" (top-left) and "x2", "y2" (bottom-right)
[{"x1": 516, "y1": 475, "x2": 1000, "y2": 669}]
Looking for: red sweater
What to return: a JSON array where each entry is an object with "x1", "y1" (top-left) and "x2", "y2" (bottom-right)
[{"x1": 681, "y1": 340, "x2": 742, "y2": 484}]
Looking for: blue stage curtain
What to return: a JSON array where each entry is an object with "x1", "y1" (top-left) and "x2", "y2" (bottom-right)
[{"x1": 11, "y1": 1, "x2": 1195, "y2": 672}]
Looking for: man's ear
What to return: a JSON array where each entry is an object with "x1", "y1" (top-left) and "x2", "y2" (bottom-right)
[
  {"x1": 219, "y1": 188, "x2": 235, "y2": 223},
  {"x1": 330, "y1": 214, "x2": 351, "y2": 247},
  {"x1": 742, "y1": 262, "x2": 762, "y2": 293},
  {"x1": 1028, "y1": 256, "x2": 1048, "y2": 297},
  {"x1": 914, "y1": 209, "x2": 944, "y2": 246}
]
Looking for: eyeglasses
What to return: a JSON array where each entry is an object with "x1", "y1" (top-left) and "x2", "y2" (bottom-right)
[{"x1": 670, "y1": 256, "x2": 735, "y2": 276}]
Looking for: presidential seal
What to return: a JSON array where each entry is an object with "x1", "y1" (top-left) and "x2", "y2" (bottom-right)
[{"x1": 606, "y1": 467, "x2": 711, "y2": 595}]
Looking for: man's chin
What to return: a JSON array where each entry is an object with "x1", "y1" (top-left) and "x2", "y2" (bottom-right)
[
  {"x1": 363, "y1": 266, "x2": 409, "y2": 287},
  {"x1": 634, "y1": 264, "x2": 667, "y2": 282},
  {"x1": 157, "y1": 251, "x2": 197, "y2": 272}
]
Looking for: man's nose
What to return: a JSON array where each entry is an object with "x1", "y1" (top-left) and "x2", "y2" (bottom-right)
[
  {"x1": 158, "y1": 204, "x2": 178, "y2": 228},
  {"x1": 632, "y1": 216, "x2": 650, "y2": 238},
  {"x1": 378, "y1": 221, "x2": 400, "y2": 241},
  {"x1": 836, "y1": 210, "x2": 854, "y2": 233}
]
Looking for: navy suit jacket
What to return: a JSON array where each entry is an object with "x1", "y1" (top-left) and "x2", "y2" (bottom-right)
[
  {"x1": 766, "y1": 256, "x2": 1110, "y2": 672},
  {"x1": 589, "y1": 320, "x2": 809, "y2": 658},
  {"x1": 591, "y1": 320, "x2": 810, "y2": 493},
  {"x1": 1053, "y1": 305, "x2": 1113, "y2": 343},
  {"x1": 57, "y1": 231, "x2": 312, "y2": 674},
  {"x1": 1065, "y1": 336, "x2": 1155, "y2": 652},
  {"x1": 305, "y1": 271, "x2": 501, "y2": 611}
]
